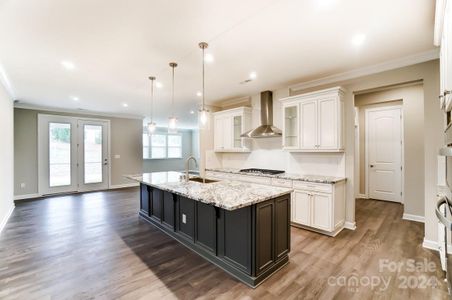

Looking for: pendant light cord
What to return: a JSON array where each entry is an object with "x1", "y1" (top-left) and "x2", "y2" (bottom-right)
[
  {"x1": 202, "y1": 47, "x2": 205, "y2": 110},
  {"x1": 151, "y1": 78, "x2": 154, "y2": 122},
  {"x1": 171, "y1": 64, "x2": 175, "y2": 116}
]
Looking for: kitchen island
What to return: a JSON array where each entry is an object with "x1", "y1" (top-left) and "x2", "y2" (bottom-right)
[{"x1": 126, "y1": 172, "x2": 292, "y2": 288}]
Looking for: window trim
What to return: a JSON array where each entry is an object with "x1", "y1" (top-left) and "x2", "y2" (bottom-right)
[{"x1": 143, "y1": 132, "x2": 183, "y2": 160}]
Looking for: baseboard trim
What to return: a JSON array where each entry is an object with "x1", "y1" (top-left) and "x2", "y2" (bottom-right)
[
  {"x1": 0, "y1": 203, "x2": 15, "y2": 235},
  {"x1": 357, "y1": 193, "x2": 368, "y2": 199},
  {"x1": 109, "y1": 183, "x2": 139, "y2": 189},
  {"x1": 14, "y1": 193, "x2": 41, "y2": 201},
  {"x1": 344, "y1": 221, "x2": 356, "y2": 230},
  {"x1": 402, "y1": 213, "x2": 425, "y2": 223}
]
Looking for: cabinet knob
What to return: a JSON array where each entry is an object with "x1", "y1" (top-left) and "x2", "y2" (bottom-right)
[{"x1": 370, "y1": 164, "x2": 374, "y2": 168}]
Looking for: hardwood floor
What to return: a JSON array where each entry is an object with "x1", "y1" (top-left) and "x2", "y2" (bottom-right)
[{"x1": 0, "y1": 189, "x2": 448, "y2": 299}]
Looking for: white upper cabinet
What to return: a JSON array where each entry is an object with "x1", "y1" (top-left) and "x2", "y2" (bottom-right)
[
  {"x1": 280, "y1": 87, "x2": 345, "y2": 152},
  {"x1": 213, "y1": 107, "x2": 252, "y2": 152},
  {"x1": 437, "y1": 0, "x2": 452, "y2": 112}
]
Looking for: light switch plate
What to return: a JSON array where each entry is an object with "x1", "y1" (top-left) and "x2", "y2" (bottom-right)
[{"x1": 182, "y1": 214, "x2": 186, "y2": 224}]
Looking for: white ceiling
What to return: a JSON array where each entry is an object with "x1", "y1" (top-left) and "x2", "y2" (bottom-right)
[{"x1": 0, "y1": 0, "x2": 436, "y2": 128}]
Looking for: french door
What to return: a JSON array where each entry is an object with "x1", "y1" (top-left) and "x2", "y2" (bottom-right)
[{"x1": 38, "y1": 115, "x2": 110, "y2": 195}]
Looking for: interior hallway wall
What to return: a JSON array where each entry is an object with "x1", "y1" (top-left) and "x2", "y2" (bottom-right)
[{"x1": 0, "y1": 82, "x2": 14, "y2": 231}]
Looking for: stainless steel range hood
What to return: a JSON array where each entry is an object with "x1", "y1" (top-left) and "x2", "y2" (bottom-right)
[{"x1": 241, "y1": 91, "x2": 282, "y2": 138}]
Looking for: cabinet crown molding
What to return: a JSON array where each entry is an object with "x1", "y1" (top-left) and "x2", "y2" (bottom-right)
[
  {"x1": 279, "y1": 86, "x2": 346, "y2": 103},
  {"x1": 213, "y1": 106, "x2": 252, "y2": 116}
]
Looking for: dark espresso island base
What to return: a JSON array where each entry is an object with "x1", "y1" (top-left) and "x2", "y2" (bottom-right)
[{"x1": 138, "y1": 183, "x2": 291, "y2": 288}]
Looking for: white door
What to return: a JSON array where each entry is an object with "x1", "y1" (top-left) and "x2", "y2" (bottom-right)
[
  {"x1": 78, "y1": 120, "x2": 109, "y2": 192},
  {"x1": 318, "y1": 97, "x2": 337, "y2": 149},
  {"x1": 38, "y1": 114, "x2": 110, "y2": 195},
  {"x1": 300, "y1": 100, "x2": 317, "y2": 150},
  {"x1": 311, "y1": 193, "x2": 332, "y2": 231},
  {"x1": 38, "y1": 115, "x2": 78, "y2": 195},
  {"x1": 366, "y1": 106, "x2": 402, "y2": 202},
  {"x1": 292, "y1": 191, "x2": 311, "y2": 226}
]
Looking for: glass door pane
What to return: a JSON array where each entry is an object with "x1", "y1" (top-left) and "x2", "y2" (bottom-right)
[
  {"x1": 84, "y1": 125, "x2": 103, "y2": 184},
  {"x1": 233, "y1": 115, "x2": 242, "y2": 148},
  {"x1": 49, "y1": 122, "x2": 71, "y2": 187},
  {"x1": 284, "y1": 106, "x2": 298, "y2": 147}
]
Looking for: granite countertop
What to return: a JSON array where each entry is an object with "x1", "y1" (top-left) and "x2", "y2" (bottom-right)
[
  {"x1": 126, "y1": 172, "x2": 293, "y2": 211},
  {"x1": 206, "y1": 168, "x2": 346, "y2": 184}
]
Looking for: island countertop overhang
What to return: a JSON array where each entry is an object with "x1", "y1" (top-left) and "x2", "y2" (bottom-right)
[{"x1": 126, "y1": 171, "x2": 293, "y2": 211}]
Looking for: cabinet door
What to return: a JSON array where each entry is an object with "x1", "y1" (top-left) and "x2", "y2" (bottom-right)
[
  {"x1": 274, "y1": 196, "x2": 290, "y2": 260},
  {"x1": 195, "y1": 202, "x2": 217, "y2": 254},
  {"x1": 311, "y1": 193, "x2": 332, "y2": 231},
  {"x1": 292, "y1": 191, "x2": 311, "y2": 226},
  {"x1": 300, "y1": 100, "x2": 317, "y2": 150},
  {"x1": 318, "y1": 97, "x2": 338, "y2": 149},
  {"x1": 222, "y1": 116, "x2": 232, "y2": 150},
  {"x1": 214, "y1": 116, "x2": 223, "y2": 151},
  {"x1": 283, "y1": 104, "x2": 299, "y2": 149}
]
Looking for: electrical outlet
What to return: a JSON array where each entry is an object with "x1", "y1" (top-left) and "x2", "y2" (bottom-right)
[
  {"x1": 182, "y1": 214, "x2": 186, "y2": 224},
  {"x1": 20, "y1": 183, "x2": 26, "y2": 189}
]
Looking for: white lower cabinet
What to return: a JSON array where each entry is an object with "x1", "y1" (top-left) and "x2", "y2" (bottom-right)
[
  {"x1": 292, "y1": 191, "x2": 311, "y2": 226},
  {"x1": 291, "y1": 182, "x2": 345, "y2": 236}
]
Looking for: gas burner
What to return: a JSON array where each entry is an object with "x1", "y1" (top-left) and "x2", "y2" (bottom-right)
[{"x1": 239, "y1": 168, "x2": 285, "y2": 175}]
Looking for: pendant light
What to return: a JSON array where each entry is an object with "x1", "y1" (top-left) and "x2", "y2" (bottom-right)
[
  {"x1": 147, "y1": 76, "x2": 157, "y2": 135},
  {"x1": 198, "y1": 42, "x2": 210, "y2": 129},
  {"x1": 168, "y1": 62, "x2": 178, "y2": 134}
]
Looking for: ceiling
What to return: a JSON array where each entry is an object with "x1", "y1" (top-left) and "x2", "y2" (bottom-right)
[{"x1": 0, "y1": 0, "x2": 436, "y2": 128}]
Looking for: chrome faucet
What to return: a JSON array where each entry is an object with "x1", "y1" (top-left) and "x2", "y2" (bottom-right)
[{"x1": 185, "y1": 155, "x2": 198, "y2": 182}]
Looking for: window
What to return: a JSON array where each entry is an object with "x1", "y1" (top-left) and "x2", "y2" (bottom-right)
[{"x1": 143, "y1": 133, "x2": 182, "y2": 159}]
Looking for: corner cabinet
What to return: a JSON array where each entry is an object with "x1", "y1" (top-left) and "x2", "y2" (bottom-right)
[
  {"x1": 213, "y1": 107, "x2": 252, "y2": 152},
  {"x1": 280, "y1": 87, "x2": 345, "y2": 152}
]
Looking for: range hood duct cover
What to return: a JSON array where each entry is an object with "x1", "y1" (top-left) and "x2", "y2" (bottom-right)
[{"x1": 241, "y1": 91, "x2": 282, "y2": 138}]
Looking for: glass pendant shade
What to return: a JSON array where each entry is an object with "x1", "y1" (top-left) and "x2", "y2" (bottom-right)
[
  {"x1": 168, "y1": 116, "x2": 178, "y2": 134},
  {"x1": 198, "y1": 108, "x2": 210, "y2": 130},
  {"x1": 147, "y1": 122, "x2": 156, "y2": 135}
]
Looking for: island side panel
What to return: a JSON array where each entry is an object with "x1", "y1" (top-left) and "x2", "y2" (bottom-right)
[{"x1": 140, "y1": 183, "x2": 150, "y2": 216}]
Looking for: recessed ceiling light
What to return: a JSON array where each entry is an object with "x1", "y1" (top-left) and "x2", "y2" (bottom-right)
[
  {"x1": 122, "y1": 103, "x2": 128, "y2": 107},
  {"x1": 196, "y1": 91, "x2": 202, "y2": 97},
  {"x1": 190, "y1": 110, "x2": 195, "y2": 114},
  {"x1": 71, "y1": 96, "x2": 79, "y2": 101},
  {"x1": 351, "y1": 33, "x2": 366, "y2": 46},
  {"x1": 156, "y1": 81, "x2": 163, "y2": 88},
  {"x1": 61, "y1": 60, "x2": 76, "y2": 70},
  {"x1": 204, "y1": 53, "x2": 214, "y2": 63},
  {"x1": 249, "y1": 71, "x2": 257, "y2": 80}
]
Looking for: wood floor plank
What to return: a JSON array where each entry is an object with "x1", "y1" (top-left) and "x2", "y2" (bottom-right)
[{"x1": 0, "y1": 190, "x2": 448, "y2": 299}]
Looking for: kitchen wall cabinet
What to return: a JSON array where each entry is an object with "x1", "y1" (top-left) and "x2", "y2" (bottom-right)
[
  {"x1": 280, "y1": 87, "x2": 344, "y2": 152},
  {"x1": 213, "y1": 107, "x2": 252, "y2": 152},
  {"x1": 438, "y1": 1, "x2": 452, "y2": 114}
]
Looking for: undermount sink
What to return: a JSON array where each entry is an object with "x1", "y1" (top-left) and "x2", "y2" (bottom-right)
[{"x1": 188, "y1": 177, "x2": 218, "y2": 184}]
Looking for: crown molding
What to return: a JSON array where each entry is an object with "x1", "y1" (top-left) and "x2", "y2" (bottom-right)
[
  {"x1": 289, "y1": 49, "x2": 439, "y2": 92},
  {"x1": 217, "y1": 96, "x2": 251, "y2": 108},
  {"x1": 14, "y1": 103, "x2": 144, "y2": 120}
]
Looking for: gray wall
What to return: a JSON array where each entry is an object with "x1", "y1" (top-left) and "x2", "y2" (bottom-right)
[
  {"x1": 14, "y1": 108, "x2": 143, "y2": 196},
  {"x1": 143, "y1": 127, "x2": 199, "y2": 172},
  {"x1": 0, "y1": 82, "x2": 14, "y2": 229}
]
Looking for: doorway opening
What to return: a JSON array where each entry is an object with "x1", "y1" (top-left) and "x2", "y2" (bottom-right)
[{"x1": 354, "y1": 81, "x2": 424, "y2": 208}]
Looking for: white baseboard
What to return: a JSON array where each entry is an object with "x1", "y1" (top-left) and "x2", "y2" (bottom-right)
[
  {"x1": 402, "y1": 213, "x2": 425, "y2": 223},
  {"x1": 14, "y1": 193, "x2": 41, "y2": 201},
  {"x1": 109, "y1": 183, "x2": 139, "y2": 189},
  {"x1": 344, "y1": 221, "x2": 357, "y2": 230},
  {"x1": 0, "y1": 203, "x2": 15, "y2": 235},
  {"x1": 357, "y1": 194, "x2": 368, "y2": 199},
  {"x1": 423, "y1": 238, "x2": 452, "y2": 254}
]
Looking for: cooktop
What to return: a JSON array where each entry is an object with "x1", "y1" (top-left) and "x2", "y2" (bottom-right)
[{"x1": 239, "y1": 168, "x2": 285, "y2": 175}]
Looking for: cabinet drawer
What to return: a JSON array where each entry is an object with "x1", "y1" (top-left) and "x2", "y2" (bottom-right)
[
  {"x1": 293, "y1": 181, "x2": 332, "y2": 193},
  {"x1": 271, "y1": 178, "x2": 293, "y2": 188}
]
